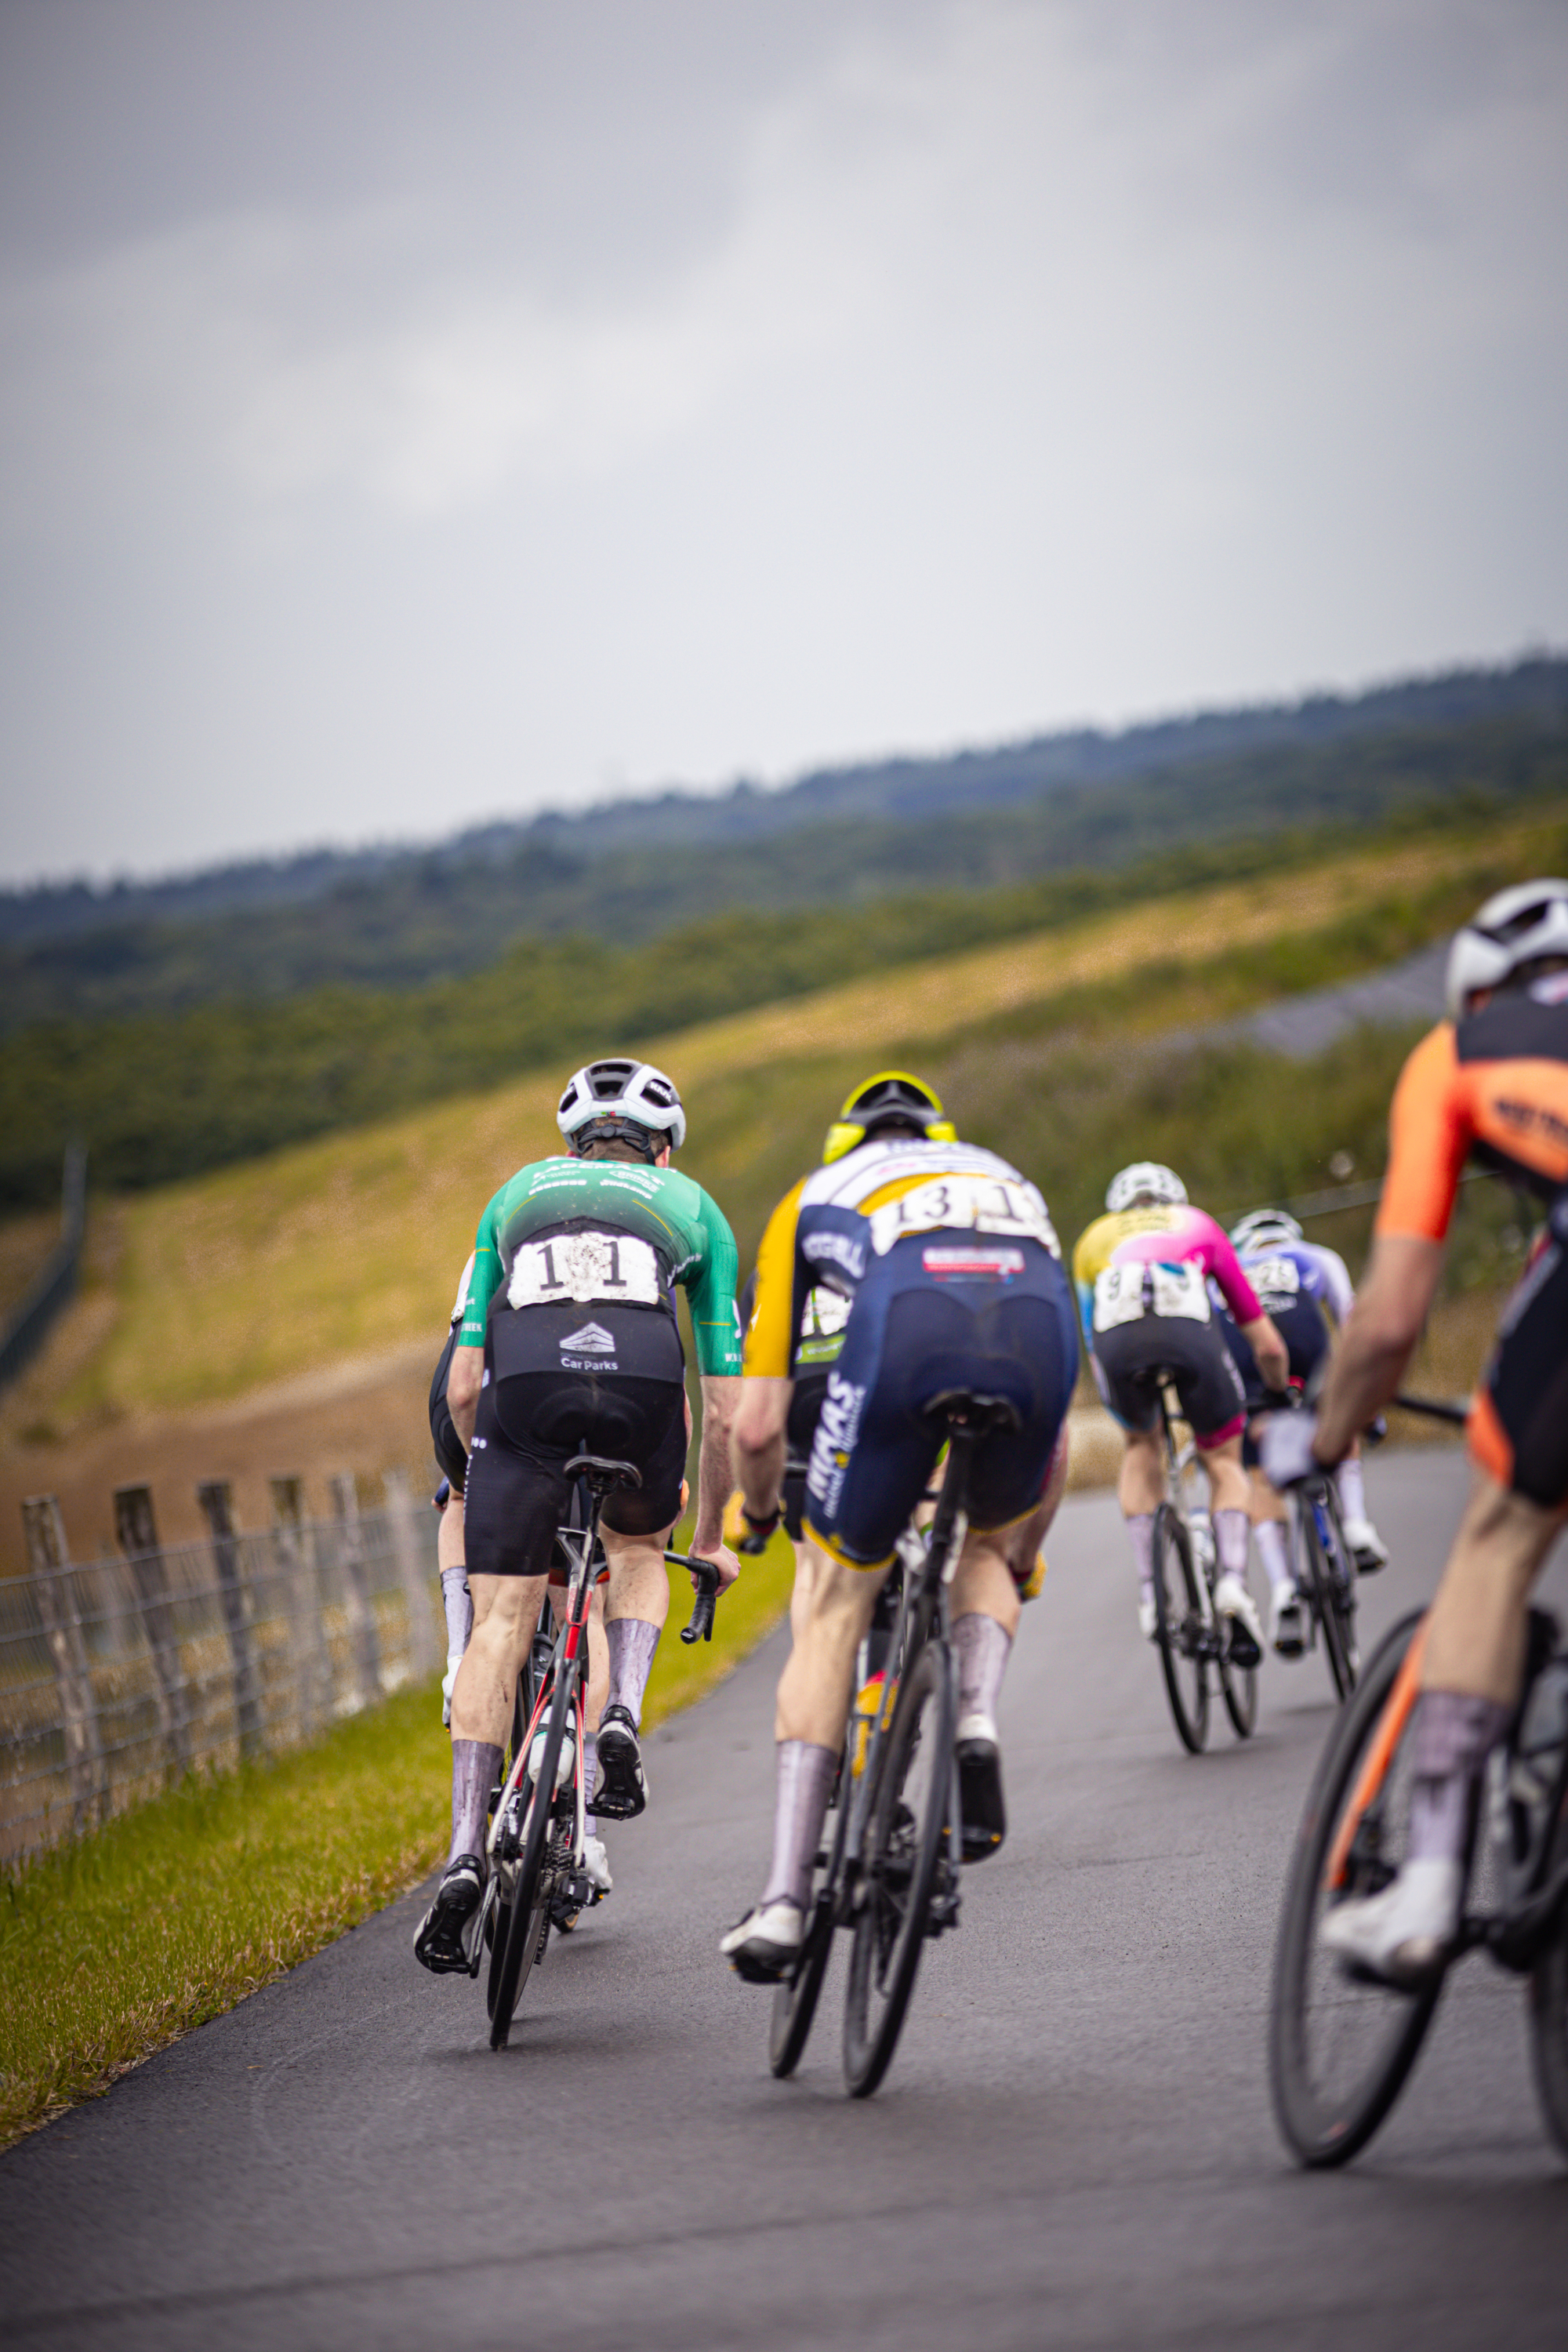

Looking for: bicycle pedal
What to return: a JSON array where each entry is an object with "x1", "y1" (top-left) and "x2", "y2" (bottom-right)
[{"x1": 925, "y1": 1891, "x2": 961, "y2": 1936}]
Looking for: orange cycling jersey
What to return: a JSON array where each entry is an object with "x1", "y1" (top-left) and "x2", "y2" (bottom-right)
[{"x1": 1375, "y1": 992, "x2": 1568, "y2": 1244}]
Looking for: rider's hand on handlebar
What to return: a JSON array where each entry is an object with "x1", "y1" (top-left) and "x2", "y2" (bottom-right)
[
  {"x1": 691, "y1": 1541, "x2": 741, "y2": 1593},
  {"x1": 1258, "y1": 1408, "x2": 1327, "y2": 1491}
]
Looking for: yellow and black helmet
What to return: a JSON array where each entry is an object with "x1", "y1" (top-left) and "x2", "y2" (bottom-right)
[{"x1": 822, "y1": 1071, "x2": 957, "y2": 1165}]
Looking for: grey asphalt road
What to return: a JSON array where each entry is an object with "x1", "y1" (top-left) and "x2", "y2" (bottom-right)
[{"x1": 5, "y1": 1449, "x2": 1567, "y2": 2352}]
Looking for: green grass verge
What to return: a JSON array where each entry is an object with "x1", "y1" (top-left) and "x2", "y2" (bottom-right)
[{"x1": 0, "y1": 1531, "x2": 796, "y2": 2150}]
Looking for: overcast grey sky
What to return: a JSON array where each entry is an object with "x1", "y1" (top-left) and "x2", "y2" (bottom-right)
[{"x1": 1, "y1": 0, "x2": 1564, "y2": 886}]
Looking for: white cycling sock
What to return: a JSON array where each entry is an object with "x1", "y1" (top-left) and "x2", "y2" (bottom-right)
[
  {"x1": 1125, "y1": 1512, "x2": 1156, "y2": 1605},
  {"x1": 1336, "y1": 1456, "x2": 1368, "y2": 1524},
  {"x1": 1214, "y1": 1509, "x2": 1250, "y2": 1582},
  {"x1": 440, "y1": 1566, "x2": 472, "y2": 1666},
  {"x1": 604, "y1": 1617, "x2": 661, "y2": 1729},
  {"x1": 1254, "y1": 1519, "x2": 1294, "y2": 1595},
  {"x1": 449, "y1": 1739, "x2": 502, "y2": 1867},
  {"x1": 760, "y1": 1740, "x2": 839, "y2": 1912},
  {"x1": 1407, "y1": 1690, "x2": 1509, "y2": 1865},
  {"x1": 953, "y1": 1613, "x2": 1011, "y2": 1727}
]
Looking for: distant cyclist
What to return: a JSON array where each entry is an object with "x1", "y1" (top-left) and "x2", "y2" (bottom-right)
[
  {"x1": 1218, "y1": 1208, "x2": 1388, "y2": 1657},
  {"x1": 723, "y1": 1072, "x2": 1077, "y2": 1982},
  {"x1": 414, "y1": 1058, "x2": 742, "y2": 1974},
  {"x1": 1073, "y1": 1164, "x2": 1289, "y2": 1659},
  {"x1": 427, "y1": 1253, "x2": 614, "y2": 1899},
  {"x1": 1263, "y1": 880, "x2": 1568, "y2": 1984}
]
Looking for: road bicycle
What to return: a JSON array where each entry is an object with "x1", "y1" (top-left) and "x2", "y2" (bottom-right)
[
  {"x1": 1269, "y1": 1600, "x2": 1568, "y2": 2165},
  {"x1": 766, "y1": 1391, "x2": 1011, "y2": 2100},
  {"x1": 1149, "y1": 1376, "x2": 1258, "y2": 1755},
  {"x1": 467, "y1": 1453, "x2": 722, "y2": 2051}
]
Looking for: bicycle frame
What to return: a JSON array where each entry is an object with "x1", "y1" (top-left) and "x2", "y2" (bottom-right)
[{"x1": 816, "y1": 1419, "x2": 979, "y2": 1935}]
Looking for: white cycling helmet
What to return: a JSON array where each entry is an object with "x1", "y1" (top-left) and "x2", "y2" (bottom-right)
[
  {"x1": 557, "y1": 1058, "x2": 687, "y2": 1156},
  {"x1": 1445, "y1": 879, "x2": 1568, "y2": 1019},
  {"x1": 1106, "y1": 1162, "x2": 1188, "y2": 1214},
  {"x1": 1229, "y1": 1208, "x2": 1303, "y2": 1254}
]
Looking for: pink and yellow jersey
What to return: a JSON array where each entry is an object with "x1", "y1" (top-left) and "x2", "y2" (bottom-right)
[{"x1": 1070, "y1": 1203, "x2": 1262, "y2": 1345}]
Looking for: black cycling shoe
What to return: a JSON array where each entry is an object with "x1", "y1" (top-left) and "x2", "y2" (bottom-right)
[
  {"x1": 956, "y1": 1717, "x2": 1007, "y2": 1863},
  {"x1": 413, "y1": 1853, "x2": 485, "y2": 1974},
  {"x1": 593, "y1": 1704, "x2": 648, "y2": 1820}
]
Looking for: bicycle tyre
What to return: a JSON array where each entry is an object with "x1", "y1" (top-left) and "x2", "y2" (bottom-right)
[
  {"x1": 1218, "y1": 1635, "x2": 1258, "y2": 1740},
  {"x1": 771, "y1": 1770, "x2": 851, "y2": 2078},
  {"x1": 1301, "y1": 1493, "x2": 1356, "y2": 1701},
  {"x1": 842, "y1": 1639, "x2": 954, "y2": 2098},
  {"x1": 1527, "y1": 1805, "x2": 1568, "y2": 2160},
  {"x1": 489, "y1": 1675, "x2": 573, "y2": 2049},
  {"x1": 1269, "y1": 1610, "x2": 1443, "y2": 2166},
  {"x1": 1152, "y1": 1504, "x2": 1209, "y2": 1755}
]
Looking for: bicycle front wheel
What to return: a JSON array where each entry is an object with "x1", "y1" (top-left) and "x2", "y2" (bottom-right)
[
  {"x1": 842, "y1": 1639, "x2": 955, "y2": 2098},
  {"x1": 1527, "y1": 1803, "x2": 1568, "y2": 2159},
  {"x1": 1269, "y1": 1610, "x2": 1443, "y2": 2166},
  {"x1": 1152, "y1": 1504, "x2": 1209, "y2": 1754}
]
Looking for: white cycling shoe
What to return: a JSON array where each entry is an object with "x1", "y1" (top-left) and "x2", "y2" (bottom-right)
[
  {"x1": 720, "y1": 1898, "x2": 804, "y2": 1984},
  {"x1": 1343, "y1": 1516, "x2": 1389, "y2": 1574},
  {"x1": 1269, "y1": 1583, "x2": 1305, "y2": 1659},
  {"x1": 1138, "y1": 1598, "x2": 1159, "y2": 1643},
  {"x1": 1214, "y1": 1573, "x2": 1265, "y2": 1666},
  {"x1": 582, "y1": 1835, "x2": 613, "y2": 1895},
  {"x1": 1319, "y1": 1857, "x2": 1463, "y2": 1987}
]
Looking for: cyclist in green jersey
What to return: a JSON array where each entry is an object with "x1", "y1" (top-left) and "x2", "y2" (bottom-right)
[{"x1": 415, "y1": 1059, "x2": 742, "y2": 1973}]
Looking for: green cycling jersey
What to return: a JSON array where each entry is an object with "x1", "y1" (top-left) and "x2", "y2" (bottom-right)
[{"x1": 460, "y1": 1156, "x2": 742, "y2": 1377}]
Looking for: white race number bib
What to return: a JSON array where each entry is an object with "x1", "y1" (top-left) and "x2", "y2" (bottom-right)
[
  {"x1": 1247, "y1": 1255, "x2": 1301, "y2": 1309},
  {"x1": 1150, "y1": 1261, "x2": 1210, "y2": 1323},
  {"x1": 1092, "y1": 1264, "x2": 1147, "y2": 1332},
  {"x1": 866, "y1": 1176, "x2": 1059, "y2": 1259},
  {"x1": 506, "y1": 1231, "x2": 663, "y2": 1310}
]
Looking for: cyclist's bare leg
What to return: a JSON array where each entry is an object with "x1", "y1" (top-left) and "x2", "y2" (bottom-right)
[
  {"x1": 452, "y1": 1575, "x2": 547, "y2": 1746},
  {"x1": 1323, "y1": 1472, "x2": 1567, "y2": 1979},
  {"x1": 600, "y1": 1518, "x2": 673, "y2": 1725},
  {"x1": 775, "y1": 1537, "x2": 884, "y2": 1747},
  {"x1": 1116, "y1": 1428, "x2": 1164, "y2": 1625},
  {"x1": 1421, "y1": 1469, "x2": 1566, "y2": 1704},
  {"x1": 1247, "y1": 1462, "x2": 1295, "y2": 1595}
]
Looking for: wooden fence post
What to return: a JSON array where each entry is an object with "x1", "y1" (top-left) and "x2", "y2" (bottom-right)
[
  {"x1": 113, "y1": 1483, "x2": 190, "y2": 1772},
  {"x1": 329, "y1": 1472, "x2": 381, "y2": 1710},
  {"x1": 383, "y1": 1469, "x2": 440, "y2": 1681},
  {"x1": 195, "y1": 1480, "x2": 263, "y2": 1762},
  {"x1": 269, "y1": 1475, "x2": 326, "y2": 1740},
  {"x1": 21, "y1": 1496, "x2": 106, "y2": 1833}
]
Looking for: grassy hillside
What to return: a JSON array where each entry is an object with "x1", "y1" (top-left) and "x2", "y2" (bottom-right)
[
  {"x1": 6, "y1": 782, "x2": 1568, "y2": 1212},
  {"x1": 46, "y1": 804, "x2": 1562, "y2": 1429}
]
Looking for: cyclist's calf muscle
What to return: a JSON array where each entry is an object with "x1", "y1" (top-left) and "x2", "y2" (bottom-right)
[
  {"x1": 1421, "y1": 1473, "x2": 1567, "y2": 1704},
  {"x1": 452, "y1": 1573, "x2": 548, "y2": 1744}
]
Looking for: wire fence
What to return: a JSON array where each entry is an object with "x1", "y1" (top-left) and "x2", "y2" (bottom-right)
[{"x1": 0, "y1": 1470, "x2": 442, "y2": 1863}]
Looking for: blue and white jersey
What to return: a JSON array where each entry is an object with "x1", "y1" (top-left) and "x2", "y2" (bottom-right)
[{"x1": 1220, "y1": 1240, "x2": 1354, "y2": 1327}]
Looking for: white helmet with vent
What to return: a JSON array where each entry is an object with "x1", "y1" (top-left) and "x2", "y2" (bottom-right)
[
  {"x1": 1445, "y1": 880, "x2": 1568, "y2": 1018},
  {"x1": 557, "y1": 1059, "x2": 687, "y2": 1154},
  {"x1": 1229, "y1": 1209, "x2": 1303, "y2": 1255},
  {"x1": 1106, "y1": 1162, "x2": 1187, "y2": 1214}
]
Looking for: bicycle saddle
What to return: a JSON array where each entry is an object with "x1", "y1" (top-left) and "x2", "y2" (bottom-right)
[
  {"x1": 564, "y1": 1453, "x2": 643, "y2": 1494},
  {"x1": 923, "y1": 1389, "x2": 1022, "y2": 1436}
]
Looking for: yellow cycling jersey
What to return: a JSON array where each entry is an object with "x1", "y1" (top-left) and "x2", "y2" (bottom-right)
[{"x1": 744, "y1": 1136, "x2": 1060, "y2": 1379}]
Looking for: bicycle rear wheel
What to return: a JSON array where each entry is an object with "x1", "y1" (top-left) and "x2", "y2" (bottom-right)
[
  {"x1": 1152, "y1": 1504, "x2": 1209, "y2": 1754},
  {"x1": 1269, "y1": 1610, "x2": 1443, "y2": 2166},
  {"x1": 1300, "y1": 1492, "x2": 1357, "y2": 1700},
  {"x1": 842, "y1": 1639, "x2": 955, "y2": 2098},
  {"x1": 1218, "y1": 1632, "x2": 1258, "y2": 1740},
  {"x1": 771, "y1": 1769, "x2": 848, "y2": 2078},
  {"x1": 489, "y1": 1682, "x2": 572, "y2": 2049}
]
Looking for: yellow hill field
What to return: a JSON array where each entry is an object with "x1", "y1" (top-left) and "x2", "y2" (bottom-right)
[{"x1": 41, "y1": 806, "x2": 1557, "y2": 1429}]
